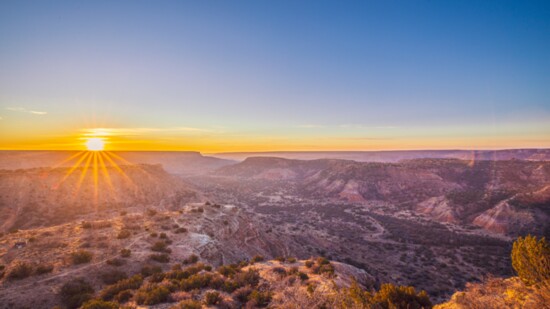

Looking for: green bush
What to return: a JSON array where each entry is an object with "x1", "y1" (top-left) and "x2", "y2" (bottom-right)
[
  {"x1": 35, "y1": 263, "x2": 54, "y2": 275},
  {"x1": 141, "y1": 265, "x2": 163, "y2": 277},
  {"x1": 175, "y1": 227, "x2": 188, "y2": 234},
  {"x1": 251, "y1": 255, "x2": 264, "y2": 263},
  {"x1": 135, "y1": 284, "x2": 171, "y2": 305},
  {"x1": 60, "y1": 278, "x2": 95, "y2": 309},
  {"x1": 151, "y1": 241, "x2": 170, "y2": 252},
  {"x1": 180, "y1": 273, "x2": 215, "y2": 291},
  {"x1": 172, "y1": 299, "x2": 202, "y2": 309},
  {"x1": 71, "y1": 250, "x2": 93, "y2": 264},
  {"x1": 371, "y1": 283, "x2": 432, "y2": 309},
  {"x1": 100, "y1": 275, "x2": 143, "y2": 300},
  {"x1": 81, "y1": 299, "x2": 118, "y2": 309},
  {"x1": 114, "y1": 289, "x2": 133, "y2": 303},
  {"x1": 7, "y1": 261, "x2": 33, "y2": 280},
  {"x1": 217, "y1": 264, "x2": 238, "y2": 277},
  {"x1": 183, "y1": 254, "x2": 199, "y2": 264},
  {"x1": 233, "y1": 286, "x2": 253, "y2": 303},
  {"x1": 297, "y1": 272, "x2": 309, "y2": 281},
  {"x1": 149, "y1": 253, "x2": 170, "y2": 263},
  {"x1": 512, "y1": 235, "x2": 550, "y2": 286},
  {"x1": 204, "y1": 291, "x2": 222, "y2": 305},
  {"x1": 248, "y1": 290, "x2": 272, "y2": 307},
  {"x1": 234, "y1": 268, "x2": 260, "y2": 288},
  {"x1": 272, "y1": 267, "x2": 287, "y2": 277},
  {"x1": 120, "y1": 248, "x2": 131, "y2": 258},
  {"x1": 117, "y1": 230, "x2": 131, "y2": 239},
  {"x1": 100, "y1": 270, "x2": 127, "y2": 284}
]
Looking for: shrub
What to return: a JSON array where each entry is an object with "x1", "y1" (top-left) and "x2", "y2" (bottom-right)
[
  {"x1": 512, "y1": 235, "x2": 550, "y2": 286},
  {"x1": 319, "y1": 263, "x2": 335, "y2": 277},
  {"x1": 147, "y1": 209, "x2": 157, "y2": 216},
  {"x1": 175, "y1": 227, "x2": 188, "y2": 234},
  {"x1": 248, "y1": 290, "x2": 272, "y2": 307},
  {"x1": 71, "y1": 250, "x2": 93, "y2": 264},
  {"x1": 233, "y1": 286, "x2": 253, "y2": 303},
  {"x1": 204, "y1": 291, "x2": 222, "y2": 305},
  {"x1": 120, "y1": 211, "x2": 127, "y2": 216},
  {"x1": 82, "y1": 221, "x2": 93, "y2": 229},
  {"x1": 60, "y1": 278, "x2": 95, "y2": 309},
  {"x1": 100, "y1": 275, "x2": 143, "y2": 300},
  {"x1": 35, "y1": 263, "x2": 54, "y2": 275},
  {"x1": 100, "y1": 270, "x2": 127, "y2": 284},
  {"x1": 114, "y1": 289, "x2": 133, "y2": 303},
  {"x1": 150, "y1": 272, "x2": 166, "y2": 283},
  {"x1": 305, "y1": 260, "x2": 314, "y2": 268},
  {"x1": 218, "y1": 264, "x2": 238, "y2": 277},
  {"x1": 234, "y1": 268, "x2": 260, "y2": 287},
  {"x1": 141, "y1": 265, "x2": 162, "y2": 277},
  {"x1": 135, "y1": 284, "x2": 171, "y2": 305},
  {"x1": 287, "y1": 257, "x2": 297, "y2": 263},
  {"x1": 172, "y1": 299, "x2": 202, "y2": 309},
  {"x1": 180, "y1": 273, "x2": 215, "y2": 291},
  {"x1": 149, "y1": 253, "x2": 170, "y2": 263},
  {"x1": 183, "y1": 254, "x2": 199, "y2": 264},
  {"x1": 251, "y1": 255, "x2": 264, "y2": 263},
  {"x1": 371, "y1": 283, "x2": 432, "y2": 309},
  {"x1": 316, "y1": 257, "x2": 330, "y2": 265},
  {"x1": 272, "y1": 267, "x2": 287, "y2": 277},
  {"x1": 159, "y1": 232, "x2": 168, "y2": 239},
  {"x1": 297, "y1": 272, "x2": 309, "y2": 281},
  {"x1": 106, "y1": 258, "x2": 125, "y2": 267},
  {"x1": 151, "y1": 241, "x2": 169, "y2": 252},
  {"x1": 275, "y1": 256, "x2": 285, "y2": 262},
  {"x1": 117, "y1": 230, "x2": 131, "y2": 239},
  {"x1": 7, "y1": 261, "x2": 33, "y2": 280},
  {"x1": 81, "y1": 299, "x2": 118, "y2": 309},
  {"x1": 150, "y1": 232, "x2": 158, "y2": 237},
  {"x1": 120, "y1": 248, "x2": 131, "y2": 258}
]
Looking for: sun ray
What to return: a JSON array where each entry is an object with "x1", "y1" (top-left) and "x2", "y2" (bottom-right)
[
  {"x1": 93, "y1": 152, "x2": 99, "y2": 205},
  {"x1": 54, "y1": 152, "x2": 91, "y2": 189},
  {"x1": 50, "y1": 151, "x2": 86, "y2": 170},
  {"x1": 106, "y1": 151, "x2": 153, "y2": 179},
  {"x1": 74, "y1": 151, "x2": 94, "y2": 197},
  {"x1": 97, "y1": 151, "x2": 116, "y2": 198},
  {"x1": 100, "y1": 152, "x2": 135, "y2": 188}
]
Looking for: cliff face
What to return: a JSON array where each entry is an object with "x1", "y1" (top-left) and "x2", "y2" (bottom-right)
[
  {"x1": 0, "y1": 164, "x2": 198, "y2": 231},
  {"x1": 217, "y1": 158, "x2": 550, "y2": 236}
]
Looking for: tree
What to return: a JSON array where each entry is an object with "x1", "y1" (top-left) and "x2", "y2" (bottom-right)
[{"x1": 511, "y1": 235, "x2": 550, "y2": 286}]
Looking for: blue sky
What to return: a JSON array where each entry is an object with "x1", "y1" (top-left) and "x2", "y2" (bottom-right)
[{"x1": 0, "y1": 1, "x2": 549, "y2": 151}]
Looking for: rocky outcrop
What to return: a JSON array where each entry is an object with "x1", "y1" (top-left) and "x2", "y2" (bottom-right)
[
  {"x1": 473, "y1": 201, "x2": 535, "y2": 234},
  {"x1": 416, "y1": 196, "x2": 458, "y2": 223}
]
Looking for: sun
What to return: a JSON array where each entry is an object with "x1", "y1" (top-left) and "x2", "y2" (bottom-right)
[{"x1": 86, "y1": 138, "x2": 105, "y2": 151}]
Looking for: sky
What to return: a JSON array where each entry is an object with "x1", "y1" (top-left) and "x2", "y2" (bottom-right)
[{"x1": 0, "y1": 0, "x2": 549, "y2": 152}]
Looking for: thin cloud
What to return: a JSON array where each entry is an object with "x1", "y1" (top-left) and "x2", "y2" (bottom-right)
[
  {"x1": 81, "y1": 127, "x2": 214, "y2": 137},
  {"x1": 6, "y1": 107, "x2": 47, "y2": 115},
  {"x1": 296, "y1": 124, "x2": 325, "y2": 128}
]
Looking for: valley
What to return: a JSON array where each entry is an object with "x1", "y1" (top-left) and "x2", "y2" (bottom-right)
[{"x1": 0, "y1": 150, "x2": 548, "y2": 307}]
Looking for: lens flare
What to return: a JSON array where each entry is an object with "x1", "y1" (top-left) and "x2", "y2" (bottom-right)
[{"x1": 86, "y1": 138, "x2": 105, "y2": 151}]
